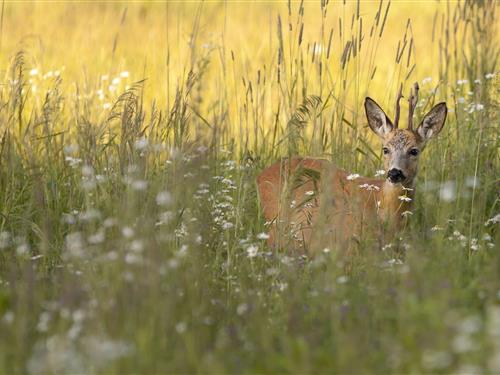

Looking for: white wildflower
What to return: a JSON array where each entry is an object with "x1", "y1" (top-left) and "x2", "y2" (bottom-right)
[
  {"x1": 2, "y1": 311, "x2": 14, "y2": 325},
  {"x1": 485, "y1": 214, "x2": 500, "y2": 226},
  {"x1": 246, "y1": 244, "x2": 258, "y2": 258},
  {"x1": 305, "y1": 190, "x2": 315, "y2": 196},
  {"x1": 470, "y1": 238, "x2": 480, "y2": 251},
  {"x1": 175, "y1": 322, "x2": 187, "y2": 334},
  {"x1": 401, "y1": 210, "x2": 413, "y2": 217},
  {"x1": 375, "y1": 169, "x2": 386, "y2": 177},
  {"x1": 466, "y1": 176, "x2": 480, "y2": 189},
  {"x1": 120, "y1": 71, "x2": 129, "y2": 78},
  {"x1": 65, "y1": 156, "x2": 82, "y2": 167},
  {"x1": 122, "y1": 226, "x2": 134, "y2": 238},
  {"x1": 430, "y1": 225, "x2": 444, "y2": 232},
  {"x1": 346, "y1": 173, "x2": 360, "y2": 181},
  {"x1": 257, "y1": 232, "x2": 270, "y2": 240},
  {"x1": 237, "y1": 303, "x2": 248, "y2": 316},
  {"x1": 134, "y1": 138, "x2": 148, "y2": 151},
  {"x1": 359, "y1": 183, "x2": 380, "y2": 191},
  {"x1": 485, "y1": 73, "x2": 496, "y2": 79},
  {"x1": 440, "y1": 181, "x2": 456, "y2": 202},
  {"x1": 131, "y1": 180, "x2": 147, "y2": 191},
  {"x1": 398, "y1": 195, "x2": 412, "y2": 202},
  {"x1": 222, "y1": 222, "x2": 234, "y2": 230},
  {"x1": 88, "y1": 230, "x2": 105, "y2": 245},
  {"x1": 336, "y1": 276, "x2": 348, "y2": 284},
  {"x1": 156, "y1": 191, "x2": 172, "y2": 206}
]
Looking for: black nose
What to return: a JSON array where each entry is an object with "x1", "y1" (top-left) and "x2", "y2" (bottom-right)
[{"x1": 387, "y1": 168, "x2": 405, "y2": 183}]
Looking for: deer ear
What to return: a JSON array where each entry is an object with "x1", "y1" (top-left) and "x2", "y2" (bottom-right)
[
  {"x1": 416, "y1": 102, "x2": 447, "y2": 141},
  {"x1": 365, "y1": 97, "x2": 394, "y2": 138}
]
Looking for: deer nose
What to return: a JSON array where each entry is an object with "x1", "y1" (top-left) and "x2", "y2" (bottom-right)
[{"x1": 387, "y1": 168, "x2": 405, "y2": 183}]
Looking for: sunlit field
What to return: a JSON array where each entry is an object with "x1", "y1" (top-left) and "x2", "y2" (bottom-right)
[{"x1": 0, "y1": 0, "x2": 498, "y2": 373}]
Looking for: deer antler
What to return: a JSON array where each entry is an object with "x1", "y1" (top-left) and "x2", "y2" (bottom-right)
[
  {"x1": 407, "y1": 82, "x2": 419, "y2": 130},
  {"x1": 393, "y1": 83, "x2": 403, "y2": 128}
]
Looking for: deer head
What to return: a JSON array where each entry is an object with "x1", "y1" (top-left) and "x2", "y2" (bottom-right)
[{"x1": 365, "y1": 83, "x2": 447, "y2": 187}]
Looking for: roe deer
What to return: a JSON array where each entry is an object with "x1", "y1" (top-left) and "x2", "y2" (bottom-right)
[{"x1": 257, "y1": 84, "x2": 447, "y2": 253}]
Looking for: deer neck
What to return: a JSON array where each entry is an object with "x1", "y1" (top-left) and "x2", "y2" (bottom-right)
[{"x1": 378, "y1": 181, "x2": 415, "y2": 224}]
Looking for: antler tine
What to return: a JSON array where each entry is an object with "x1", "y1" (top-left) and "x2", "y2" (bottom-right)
[
  {"x1": 394, "y1": 83, "x2": 403, "y2": 128},
  {"x1": 407, "y1": 82, "x2": 419, "y2": 130}
]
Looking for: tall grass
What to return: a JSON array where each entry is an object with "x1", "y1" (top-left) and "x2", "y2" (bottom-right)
[{"x1": 0, "y1": 0, "x2": 498, "y2": 373}]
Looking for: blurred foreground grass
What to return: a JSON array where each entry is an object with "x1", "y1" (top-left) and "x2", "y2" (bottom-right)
[{"x1": 0, "y1": 0, "x2": 499, "y2": 373}]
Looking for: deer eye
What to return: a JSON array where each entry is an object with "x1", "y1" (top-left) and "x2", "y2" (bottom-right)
[
  {"x1": 383, "y1": 147, "x2": 390, "y2": 155},
  {"x1": 409, "y1": 148, "x2": 419, "y2": 156}
]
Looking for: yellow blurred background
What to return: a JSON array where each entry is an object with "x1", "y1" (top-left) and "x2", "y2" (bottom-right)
[
  {"x1": 0, "y1": 1, "x2": 496, "y2": 149},
  {"x1": 0, "y1": 2, "x2": 447, "y2": 98}
]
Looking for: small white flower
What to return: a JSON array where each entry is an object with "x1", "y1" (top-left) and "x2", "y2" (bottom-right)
[
  {"x1": 65, "y1": 156, "x2": 82, "y2": 167},
  {"x1": 156, "y1": 191, "x2": 172, "y2": 206},
  {"x1": 131, "y1": 180, "x2": 147, "y2": 191},
  {"x1": 134, "y1": 138, "x2": 148, "y2": 151},
  {"x1": 29, "y1": 68, "x2": 39, "y2": 76},
  {"x1": 122, "y1": 226, "x2": 134, "y2": 238},
  {"x1": 322, "y1": 248, "x2": 331, "y2": 254},
  {"x1": 305, "y1": 190, "x2": 315, "y2": 196},
  {"x1": 16, "y1": 243, "x2": 30, "y2": 256},
  {"x1": 359, "y1": 183, "x2": 380, "y2": 191},
  {"x1": 440, "y1": 181, "x2": 456, "y2": 202},
  {"x1": 457, "y1": 79, "x2": 468, "y2": 85},
  {"x1": 112, "y1": 77, "x2": 120, "y2": 85},
  {"x1": 175, "y1": 322, "x2": 187, "y2": 334},
  {"x1": 237, "y1": 303, "x2": 248, "y2": 316},
  {"x1": 120, "y1": 71, "x2": 130, "y2": 78},
  {"x1": 401, "y1": 210, "x2": 413, "y2": 217},
  {"x1": 222, "y1": 222, "x2": 234, "y2": 230},
  {"x1": 336, "y1": 276, "x2": 348, "y2": 284},
  {"x1": 474, "y1": 79, "x2": 481, "y2": 84},
  {"x1": 375, "y1": 169, "x2": 386, "y2": 177},
  {"x1": 485, "y1": 73, "x2": 495, "y2": 79},
  {"x1": 398, "y1": 195, "x2": 412, "y2": 202},
  {"x1": 430, "y1": 225, "x2": 444, "y2": 232},
  {"x1": 103, "y1": 103, "x2": 111, "y2": 109},
  {"x1": 485, "y1": 214, "x2": 500, "y2": 226},
  {"x1": 246, "y1": 244, "x2": 258, "y2": 258},
  {"x1": 346, "y1": 173, "x2": 360, "y2": 181},
  {"x1": 457, "y1": 97, "x2": 466, "y2": 104},
  {"x1": 257, "y1": 232, "x2": 270, "y2": 240}
]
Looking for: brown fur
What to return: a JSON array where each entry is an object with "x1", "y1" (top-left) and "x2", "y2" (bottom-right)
[{"x1": 257, "y1": 96, "x2": 447, "y2": 254}]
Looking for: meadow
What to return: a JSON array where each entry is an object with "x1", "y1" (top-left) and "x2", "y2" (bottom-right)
[{"x1": 0, "y1": 0, "x2": 498, "y2": 373}]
